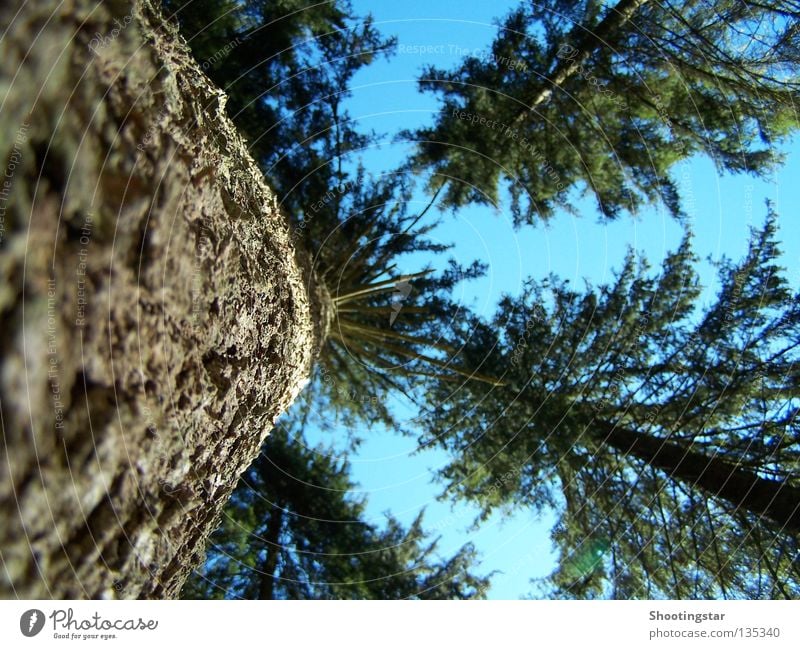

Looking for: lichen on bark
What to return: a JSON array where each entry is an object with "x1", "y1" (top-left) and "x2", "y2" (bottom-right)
[{"x1": 0, "y1": 0, "x2": 322, "y2": 598}]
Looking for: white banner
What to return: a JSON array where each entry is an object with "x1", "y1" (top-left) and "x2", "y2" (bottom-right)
[{"x1": 0, "y1": 600, "x2": 797, "y2": 648}]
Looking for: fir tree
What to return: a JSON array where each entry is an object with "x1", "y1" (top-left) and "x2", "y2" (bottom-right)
[
  {"x1": 420, "y1": 208, "x2": 800, "y2": 598},
  {"x1": 408, "y1": 0, "x2": 800, "y2": 224}
]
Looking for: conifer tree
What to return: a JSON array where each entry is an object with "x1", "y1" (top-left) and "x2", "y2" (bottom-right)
[
  {"x1": 420, "y1": 209, "x2": 800, "y2": 598},
  {"x1": 408, "y1": 0, "x2": 800, "y2": 224}
]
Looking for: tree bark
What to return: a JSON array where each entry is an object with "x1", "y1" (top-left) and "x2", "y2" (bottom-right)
[
  {"x1": 0, "y1": 0, "x2": 327, "y2": 598},
  {"x1": 596, "y1": 420, "x2": 800, "y2": 535}
]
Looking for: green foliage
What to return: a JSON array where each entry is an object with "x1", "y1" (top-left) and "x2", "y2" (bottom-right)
[
  {"x1": 420, "y1": 208, "x2": 800, "y2": 597},
  {"x1": 552, "y1": 536, "x2": 610, "y2": 598},
  {"x1": 294, "y1": 166, "x2": 495, "y2": 430},
  {"x1": 181, "y1": 417, "x2": 489, "y2": 599},
  {"x1": 408, "y1": 0, "x2": 800, "y2": 223}
]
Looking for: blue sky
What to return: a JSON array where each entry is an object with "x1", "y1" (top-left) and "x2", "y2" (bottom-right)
[{"x1": 299, "y1": 0, "x2": 800, "y2": 598}]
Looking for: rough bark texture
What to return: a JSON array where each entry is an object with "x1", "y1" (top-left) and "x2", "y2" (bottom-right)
[
  {"x1": 0, "y1": 0, "x2": 325, "y2": 598},
  {"x1": 597, "y1": 421, "x2": 800, "y2": 535}
]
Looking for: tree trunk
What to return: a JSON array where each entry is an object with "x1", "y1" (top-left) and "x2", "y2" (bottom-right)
[
  {"x1": 0, "y1": 0, "x2": 328, "y2": 598},
  {"x1": 596, "y1": 420, "x2": 800, "y2": 535},
  {"x1": 257, "y1": 506, "x2": 284, "y2": 600}
]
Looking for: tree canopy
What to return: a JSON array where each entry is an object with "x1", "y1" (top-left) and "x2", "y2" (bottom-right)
[
  {"x1": 408, "y1": 0, "x2": 800, "y2": 223},
  {"x1": 419, "y1": 209, "x2": 800, "y2": 597}
]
